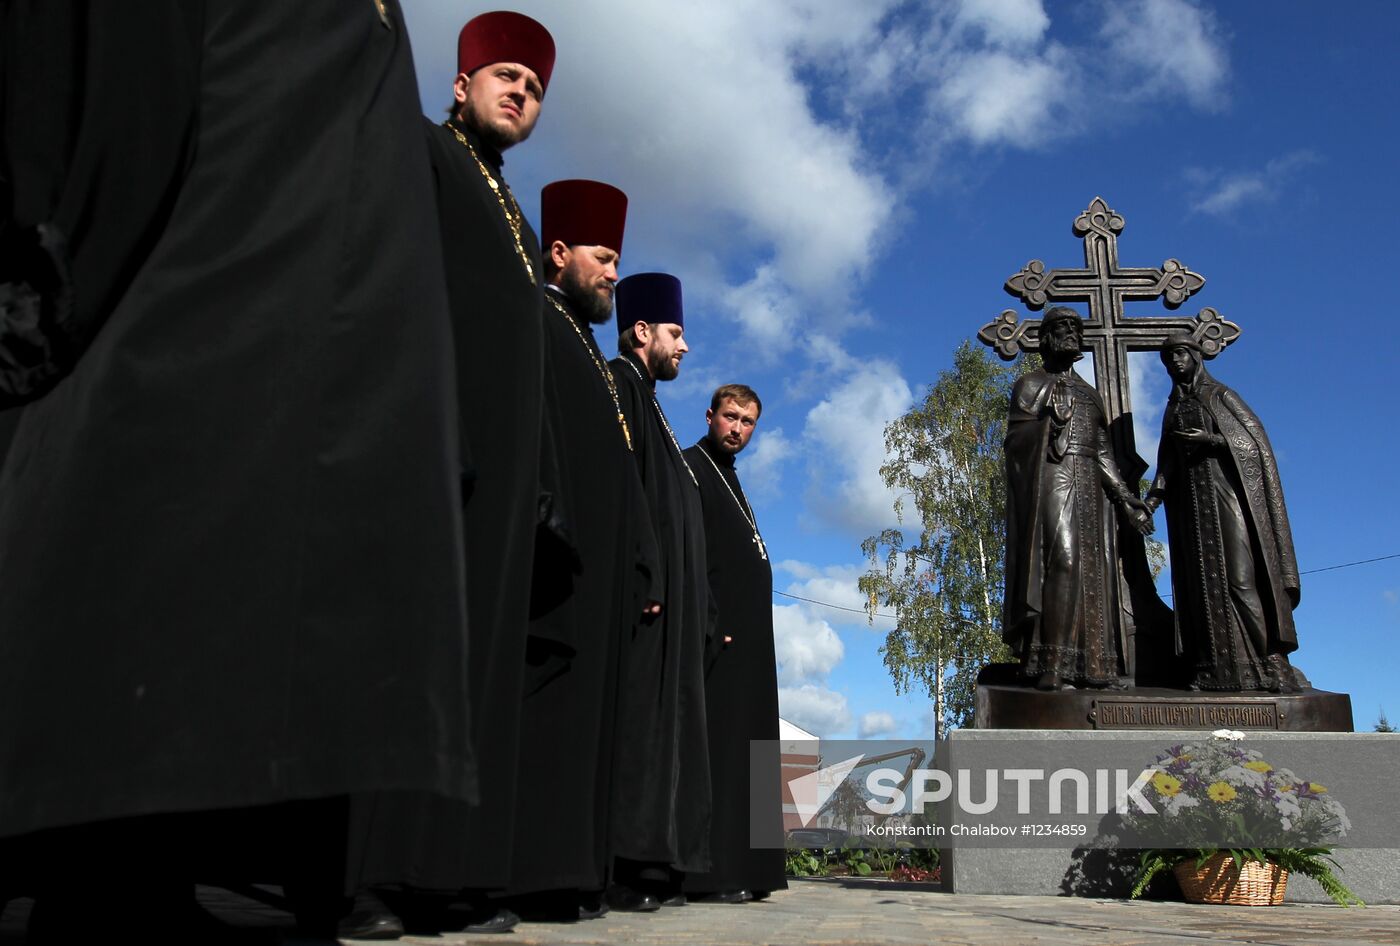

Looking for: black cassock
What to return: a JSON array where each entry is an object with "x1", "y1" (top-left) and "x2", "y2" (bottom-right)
[
  {"x1": 608, "y1": 353, "x2": 713, "y2": 874},
  {"x1": 498, "y1": 290, "x2": 660, "y2": 896},
  {"x1": 0, "y1": 1, "x2": 473, "y2": 843},
  {"x1": 355, "y1": 118, "x2": 547, "y2": 893},
  {"x1": 681, "y1": 437, "x2": 787, "y2": 896}
]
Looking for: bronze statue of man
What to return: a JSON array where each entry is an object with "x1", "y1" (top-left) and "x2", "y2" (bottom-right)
[
  {"x1": 1145, "y1": 334, "x2": 1304, "y2": 693},
  {"x1": 1002, "y1": 306, "x2": 1154, "y2": 691}
]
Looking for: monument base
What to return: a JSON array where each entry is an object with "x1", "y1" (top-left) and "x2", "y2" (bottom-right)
[
  {"x1": 973, "y1": 664, "x2": 1353, "y2": 732},
  {"x1": 939, "y1": 729, "x2": 1397, "y2": 904}
]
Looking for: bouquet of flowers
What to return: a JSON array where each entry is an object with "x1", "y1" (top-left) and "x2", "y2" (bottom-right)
[{"x1": 1124, "y1": 730, "x2": 1362, "y2": 906}]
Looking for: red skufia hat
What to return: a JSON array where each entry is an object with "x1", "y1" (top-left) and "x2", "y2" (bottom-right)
[
  {"x1": 457, "y1": 11, "x2": 556, "y2": 95},
  {"x1": 541, "y1": 180, "x2": 629, "y2": 255}
]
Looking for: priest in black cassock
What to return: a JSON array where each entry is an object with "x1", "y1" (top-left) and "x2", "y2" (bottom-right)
[
  {"x1": 348, "y1": 12, "x2": 554, "y2": 936},
  {"x1": 0, "y1": 2, "x2": 472, "y2": 937},
  {"x1": 494, "y1": 179, "x2": 662, "y2": 920},
  {"x1": 608, "y1": 274, "x2": 714, "y2": 908},
  {"x1": 682, "y1": 385, "x2": 788, "y2": 903}
]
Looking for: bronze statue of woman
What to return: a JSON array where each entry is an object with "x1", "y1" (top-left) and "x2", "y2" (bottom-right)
[{"x1": 1146, "y1": 334, "x2": 1305, "y2": 693}]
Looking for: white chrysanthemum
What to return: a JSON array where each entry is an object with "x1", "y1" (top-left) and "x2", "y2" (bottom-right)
[
  {"x1": 1219, "y1": 764, "x2": 1266, "y2": 789},
  {"x1": 1166, "y1": 793, "x2": 1200, "y2": 815}
]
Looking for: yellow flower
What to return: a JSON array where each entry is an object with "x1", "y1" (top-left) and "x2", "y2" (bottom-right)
[
  {"x1": 1309, "y1": 783, "x2": 1328, "y2": 794},
  {"x1": 1244, "y1": 761, "x2": 1272, "y2": 773},
  {"x1": 1207, "y1": 781, "x2": 1237, "y2": 803},
  {"x1": 1152, "y1": 773, "x2": 1183, "y2": 797}
]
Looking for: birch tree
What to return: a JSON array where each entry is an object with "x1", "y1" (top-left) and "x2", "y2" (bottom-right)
[{"x1": 859, "y1": 342, "x2": 1031, "y2": 739}]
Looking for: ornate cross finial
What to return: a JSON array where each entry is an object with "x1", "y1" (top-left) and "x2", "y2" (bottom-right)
[{"x1": 977, "y1": 197, "x2": 1240, "y2": 436}]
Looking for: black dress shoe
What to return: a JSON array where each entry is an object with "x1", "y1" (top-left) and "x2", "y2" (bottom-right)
[
  {"x1": 750, "y1": 889, "x2": 772, "y2": 901},
  {"x1": 578, "y1": 901, "x2": 611, "y2": 920},
  {"x1": 337, "y1": 908, "x2": 405, "y2": 940},
  {"x1": 661, "y1": 892, "x2": 687, "y2": 907},
  {"x1": 335, "y1": 889, "x2": 405, "y2": 940},
  {"x1": 461, "y1": 907, "x2": 521, "y2": 934},
  {"x1": 578, "y1": 890, "x2": 610, "y2": 920},
  {"x1": 605, "y1": 884, "x2": 661, "y2": 912},
  {"x1": 692, "y1": 889, "x2": 752, "y2": 904}
]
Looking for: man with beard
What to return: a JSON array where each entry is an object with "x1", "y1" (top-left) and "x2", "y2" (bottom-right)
[
  {"x1": 608, "y1": 273, "x2": 713, "y2": 909},
  {"x1": 1002, "y1": 306, "x2": 1154, "y2": 691},
  {"x1": 348, "y1": 11, "x2": 554, "y2": 937},
  {"x1": 1146, "y1": 334, "x2": 1304, "y2": 693},
  {"x1": 682, "y1": 386, "x2": 787, "y2": 903},
  {"x1": 493, "y1": 179, "x2": 662, "y2": 920}
]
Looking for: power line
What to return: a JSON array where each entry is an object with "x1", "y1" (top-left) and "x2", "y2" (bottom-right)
[
  {"x1": 773, "y1": 589, "x2": 895, "y2": 621},
  {"x1": 774, "y1": 551, "x2": 1400, "y2": 622},
  {"x1": 1299, "y1": 552, "x2": 1400, "y2": 576}
]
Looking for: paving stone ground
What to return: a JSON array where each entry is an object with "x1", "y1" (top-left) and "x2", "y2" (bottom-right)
[{"x1": 2, "y1": 878, "x2": 1397, "y2": 944}]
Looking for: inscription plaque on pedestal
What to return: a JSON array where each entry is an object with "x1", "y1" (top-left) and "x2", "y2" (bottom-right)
[{"x1": 1091, "y1": 699, "x2": 1280, "y2": 731}]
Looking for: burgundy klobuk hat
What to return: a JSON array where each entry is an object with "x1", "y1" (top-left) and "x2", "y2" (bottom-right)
[
  {"x1": 541, "y1": 180, "x2": 628, "y2": 255},
  {"x1": 457, "y1": 11, "x2": 556, "y2": 95}
]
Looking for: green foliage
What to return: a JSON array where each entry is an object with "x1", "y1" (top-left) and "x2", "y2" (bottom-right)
[
  {"x1": 784, "y1": 837, "x2": 941, "y2": 880},
  {"x1": 895, "y1": 843, "x2": 940, "y2": 871},
  {"x1": 1130, "y1": 847, "x2": 1363, "y2": 907},
  {"x1": 1376, "y1": 707, "x2": 1395, "y2": 732},
  {"x1": 1139, "y1": 478, "x2": 1168, "y2": 579},
  {"x1": 840, "y1": 839, "x2": 898, "y2": 875},
  {"x1": 783, "y1": 847, "x2": 825, "y2": 877},
  {"x1": 859, "y1": 342, "x2": 1031, "y2": 735}
]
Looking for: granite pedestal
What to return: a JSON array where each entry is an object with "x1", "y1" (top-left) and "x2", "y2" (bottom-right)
[{"x1": 938, "y1": 729, "x2": 1399, "y2": 904}]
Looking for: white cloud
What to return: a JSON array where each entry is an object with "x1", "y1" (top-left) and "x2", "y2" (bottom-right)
[
  {"x1": 779, "y1": 684, "x2": 852, "y2": 737},
  {"x1": 1188, "y1": 151, "x2": 1321, "y2": 217},
  {"x1": 772, "y1": 604, "x2": 845, "y2": 685},
  {"x1": 1128, "y1": 349, "x2": 1171, "y2": 468},
  {"x1": 1100, "y1": 0, "x2": 1230, "y2": 110},
  {"x1": 800, "y1": 362, "x2": 913, "y2": 534},
  {"x1": 777, "y1": 560, "x2": 889, "y2": 629},
  {"x1": 722, "y1": 266, "x2": 803, "y2": 354},
  {"x1": 935, "y1": 49, "x2": 1073, "y2": 147},
  {"x1": 953, "y1": 0, "x2": 1051, "y2": 49},
  {"x1": 741, "y1": 426, "x2": 793, "y2": 500},
  {"x1": 857, "y1": 710, "x2": 899, "y2": 738}
]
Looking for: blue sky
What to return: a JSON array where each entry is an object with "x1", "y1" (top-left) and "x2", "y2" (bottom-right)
[{"x1": 401, "y1": 0, "x2": 1400, "y2": 735}]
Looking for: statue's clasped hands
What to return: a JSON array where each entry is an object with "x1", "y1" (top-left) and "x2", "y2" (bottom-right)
[{"x1": 1123, "y1": 496, "x2": 1155, "y2": 536}]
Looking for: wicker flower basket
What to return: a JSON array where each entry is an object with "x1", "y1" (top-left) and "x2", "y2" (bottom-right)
[{"x1": 1173, "y1": 853, "x2": 1288, "y2": 906}]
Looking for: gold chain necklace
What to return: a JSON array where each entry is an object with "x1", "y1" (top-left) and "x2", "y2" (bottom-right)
[
  {"x1": 547, "y1": 295, "x2": 632, "y2": 451},
  {"x1": 442, "y1": 121, "x2": 536, "y2": 285},
  {"x1": 620, "y1": 356, "x2": 697, "y2": 487},
  {"x1": 694, "y1": 444, "x2": 767, "y2": 560}
]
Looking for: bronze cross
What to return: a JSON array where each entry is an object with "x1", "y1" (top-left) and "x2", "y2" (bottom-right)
[{"x1": 977, "y1": 196, "x2": 1240, "y2": 479}]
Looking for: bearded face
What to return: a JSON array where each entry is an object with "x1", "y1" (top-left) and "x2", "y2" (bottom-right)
[
  {"x1": 642, "y1": 323, "x2": 687, "y2": 381},
  {"x1": 1041, "y1": 319, "x2": 1081, "y2": 357},
  {"x1": 559, "y1": 259, "x2": 615, "y2": 324}
]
